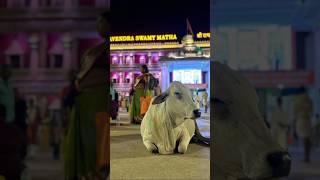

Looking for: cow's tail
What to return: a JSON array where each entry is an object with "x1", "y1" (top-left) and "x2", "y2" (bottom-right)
[{"x1": 193, "y1": 120, "x2": 210, "y2": 146}]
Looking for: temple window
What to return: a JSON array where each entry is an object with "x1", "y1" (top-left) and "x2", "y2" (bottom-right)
[
  {"x1": 53, "y1": 54, "x2": 63, "y2": 68},
  {"x1": 5, "y1": 39, "x2": 27, "y2": 69},
  {"x1": 8, "y1": 54, "x2": 23, "y2": 69}
]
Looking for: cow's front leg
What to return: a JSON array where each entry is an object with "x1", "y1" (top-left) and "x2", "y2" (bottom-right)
[
  {"x1": 177, "y1": 120, "x2": 195, "y2": 154},
  {"x1": 177, "y1": 128, "x2": 192, "y2": 154},
  {"x1": 143, "y1": 139, "x2": 158, "y2": 153}
]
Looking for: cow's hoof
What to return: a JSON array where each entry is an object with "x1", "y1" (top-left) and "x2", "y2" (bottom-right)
[
  {"x1": 178, "y1": 146, "x2": 187, "y2": 154},
  {"x1": 146, "y1": 143, "x2": 158, "y2": 154}
]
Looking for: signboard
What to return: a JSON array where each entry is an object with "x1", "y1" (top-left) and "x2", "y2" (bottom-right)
[
  {"x1": 196, "y1": 32, "x2": 210, "y2": 39},
  {"x1": 110, "y1": 32, "x2": 210, "y2": 43},
  {"x1": 241, "y1": 71, "x2": 314, "y2": 88},
  {"x1": 184, "y1": 83, "x2": 208, "y2": 90},
  {"x1": 110, "y1": 34, "x2": 178, "y2": 43},
  {"x1": 173, "y1": 69, "x2": 202, "y2": 84}
]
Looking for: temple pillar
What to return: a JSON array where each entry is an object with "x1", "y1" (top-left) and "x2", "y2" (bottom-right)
[
  {"x1": 30, "y1": 0, "x2": 39, "y2": 12},
  {"x1": 64, "y1": 0, "x2": 72, "y2": 11},
  {"x1": 61, "y1": 33, "x2": 73, "y2": 71},
  {"x1": 28, "y1": 33, "x2": 40, "y2": 76}
]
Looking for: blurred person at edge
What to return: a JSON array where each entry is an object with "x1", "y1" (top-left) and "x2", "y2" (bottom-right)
[
  {"x1": 0, "y1": 104, "x2": 26, "y2": 180},
  {"x1": 294, "y1": 87, "x2": 314, "y2": 162},
  {"x1": 271, "y1": 97, "x2": 289, "y2": 149},
  {"x1": 27, "y1": 99, "x2": 40, "y2": 158},
  {"x1": 13, "y1": 88, "x2": 28, "y2": 160},
  {"x1": 314, "y1": 114, "x2": 320, "y2": 147},
  {"x1": 64, "y1": 11, "x2": 109, "y2": 180},
  {"x1": 60, "y1": 71, "x2": 78, "y2": 161},
  {"x1": 0, "y1": 64, "x2": 15, "y2": 123},
  {"x1": 110, "y1": 82, "x2": 116, "y2": 101}
]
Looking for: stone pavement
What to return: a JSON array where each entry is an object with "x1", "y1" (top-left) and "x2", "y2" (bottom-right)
[
  {"x1": 25, "y1": 149, "x2": 64, "y2": 180},
  {"x1": 286, "y1": 146, "x2": 320, "y2": 180},
  {"x1": 110, "y1": 125, "x2": 210, "y2": 180}
]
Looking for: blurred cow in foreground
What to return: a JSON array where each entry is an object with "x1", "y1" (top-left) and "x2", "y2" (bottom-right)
[{"x1": 212, "y1": 62, "x2": 291, "y2": 180}]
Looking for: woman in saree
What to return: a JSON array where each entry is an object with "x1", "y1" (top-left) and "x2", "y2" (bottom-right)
[
  {"x1": 64, "y1": 12, "x2": 109, "y2": 180},
  {"x1": 130, "y1": 65, "x2": 156, "y2": 124}
]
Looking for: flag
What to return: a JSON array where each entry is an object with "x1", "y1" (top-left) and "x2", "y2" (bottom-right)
[{"x1": 186, "y1": 18, "x2": 194, "y2": 35}]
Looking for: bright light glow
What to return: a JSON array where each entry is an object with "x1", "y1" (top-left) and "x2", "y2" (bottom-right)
[
  {"x1": 173, "y1": 69, "x2": 202, "y2": 84},
  {"x1": 139, "y1": 56, "x2": 145, "y2": 60}
]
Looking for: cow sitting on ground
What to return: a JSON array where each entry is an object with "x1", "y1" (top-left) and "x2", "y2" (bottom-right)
[
  {"x1": 140, "y1": 81, "x2": 201, "y2": 155},
  {"x1": 212, "y1": 62, "x2": 291, "y2": 180}
]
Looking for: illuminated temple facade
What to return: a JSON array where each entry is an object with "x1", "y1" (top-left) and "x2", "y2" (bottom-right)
[
  {"x1": 110, "y1": 33, "x2": 210, "y2": 99},
  {"x1": 0, "y1": 0, "x2": 110, "y2": 107}
]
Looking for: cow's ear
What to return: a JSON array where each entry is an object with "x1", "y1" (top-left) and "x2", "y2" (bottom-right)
[{"x1": 152, "y1": 93, "x2": 169, "y2": 105}]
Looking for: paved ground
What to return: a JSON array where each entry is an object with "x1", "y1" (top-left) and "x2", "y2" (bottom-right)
[
  {"x1": 285, "y1": 147, "x2": 320, "y2": 180},
  {"x1": 110, "y1": 125, "x2": 210, "y2": 180},
  {"x1": 24, "y1": 108, "x2": 320, "y2": 180},
  {"x1": 25, "y1": 149, "x2": 64, "y2": 180}
]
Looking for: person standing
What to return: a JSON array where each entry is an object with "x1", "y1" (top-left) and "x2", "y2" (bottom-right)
[
  {"x1": 13, "y1": 88, "x2": 28, "y2": 160},
  {"x1": 64, "y1": 11, "x2": 109, "y2": 179},
  {"x1": 194, "y1": 92, "x2": 201, "y2": 110},
  {"x1": 271, "y1": 97, "x2": 289, "y2": 149},
  {"x1": 110, "y1": 82, "x2": 116, "y2": 101},
  {"x1": 314, "y1": 114, "x2": 320, "y2": 147},
  {"x1": 294, "y1": 87, "x2": 313, "y2": 162},
  {"x1": 0, "y1": 104, "x2": 26, "y2": 180},
  {"x1": 0, "y1": 64, "x2": 15, "y2": 123},
  {"x1": 130, "y1": 64, "x2": 156, "y2": 124},
  {"x1": 202, "y1": 90, "x2": 208, "y2": 113},
  {"x1": 26, "y1": 99, "x2": 40, "y2": 157}
]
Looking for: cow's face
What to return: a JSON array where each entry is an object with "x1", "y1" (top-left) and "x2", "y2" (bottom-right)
[
  {"x1": 153, "y1": 81, "x2": 200, "y2": 127},
  {"x1": 212, "y1": 62, "x2": 291, "y2": 179}
]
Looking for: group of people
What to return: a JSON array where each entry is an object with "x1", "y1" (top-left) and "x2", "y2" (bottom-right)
[
  {"x1": 270, "y1": 87, "x2": 314, "y2": 163},
  {"x1": 0, "y1": 63, "x2": 65, "y2": 179}
]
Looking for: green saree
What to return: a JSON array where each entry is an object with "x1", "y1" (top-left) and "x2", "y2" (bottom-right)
[{"x1": 64, "y1": 85, "x2": 107, "y2": 179}]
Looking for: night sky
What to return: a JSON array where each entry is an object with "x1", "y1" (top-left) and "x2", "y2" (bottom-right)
[{"x1": 110, "y1": 0, "x2": 209, "y2": 38}]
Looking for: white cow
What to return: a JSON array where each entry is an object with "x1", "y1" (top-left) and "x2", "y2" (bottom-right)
[
  {"x1": 212, "y1": 62, "x2": 291, "y2": 180},
  {"x1": 141, "y1": 81, "x2": 202, "y2": 155}
]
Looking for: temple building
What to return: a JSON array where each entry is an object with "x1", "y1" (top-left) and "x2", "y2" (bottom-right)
[{"x1": 110, "y1": 32, "x2": 210, "y2": 99}]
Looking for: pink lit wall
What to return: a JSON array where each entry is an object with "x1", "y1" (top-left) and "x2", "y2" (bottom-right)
[
  {"x1": 0, "y1": 33, "x2": 30, "y2": 66},
  {"x1": 0, "y1": 34, "x2": 14, "y2": 64},
  {"x1": 47, "y1": 33, "x2": 60, "y2": 51}
]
